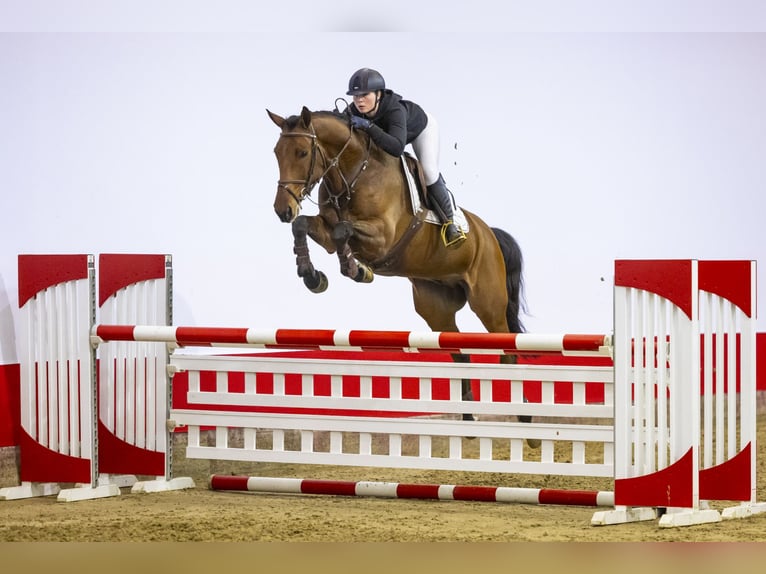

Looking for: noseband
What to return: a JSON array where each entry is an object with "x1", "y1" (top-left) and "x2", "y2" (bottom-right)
[{"x1": 276, "y1": 123, "x2": 371, "y2": 208}]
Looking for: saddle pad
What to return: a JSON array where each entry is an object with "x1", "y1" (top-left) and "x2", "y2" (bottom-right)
[{"x1": 401, "y1": 156, "x2": 469, "y2": 234}]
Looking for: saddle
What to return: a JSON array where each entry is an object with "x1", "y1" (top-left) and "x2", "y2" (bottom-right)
[
  {"x1": 400, "y1": 152, "x2": 469, "y2": 231},
  {"x1": 370, "y1": 154, "x2": 470, "y2": 272}
]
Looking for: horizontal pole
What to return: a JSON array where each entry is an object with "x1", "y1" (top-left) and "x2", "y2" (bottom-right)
[
  {"x1": 92, "y1": 325, "x2": 612, "y2": 356},
  {"x1": 209, "y1": 475, "x2": 615, "y2": 507}
]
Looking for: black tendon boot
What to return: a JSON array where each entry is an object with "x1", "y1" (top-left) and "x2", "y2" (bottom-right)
[{"x1": 426, "y1": 174, "x2": 466, "y2": 248}]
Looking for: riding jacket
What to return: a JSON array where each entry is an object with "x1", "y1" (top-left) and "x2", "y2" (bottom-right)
[{"x1": 350, "y1": 90, "x2": 428, "y2": 157}]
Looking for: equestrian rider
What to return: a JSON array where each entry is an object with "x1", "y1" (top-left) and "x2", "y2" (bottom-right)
[{"x1": 345, "y1": 68, "x2": 466, "y2": 248}]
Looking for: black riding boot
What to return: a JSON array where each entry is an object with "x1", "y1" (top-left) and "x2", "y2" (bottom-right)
[{"x1": 426, "y1": 174, "x2": 466, "y2": 248}]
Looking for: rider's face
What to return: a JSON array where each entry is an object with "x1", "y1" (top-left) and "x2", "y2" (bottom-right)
[{"x1": 353, "y1": 91, "x2": 378, "y2": 116}]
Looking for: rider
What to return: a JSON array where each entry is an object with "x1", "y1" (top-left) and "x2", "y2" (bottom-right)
[{"x1": 345, "y1": 68, "x2": 466, "y2": 248}]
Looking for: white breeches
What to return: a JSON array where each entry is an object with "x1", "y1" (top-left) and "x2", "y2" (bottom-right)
[{"x1": 410, "y1": 112, "x2": 441, "y2": 186}]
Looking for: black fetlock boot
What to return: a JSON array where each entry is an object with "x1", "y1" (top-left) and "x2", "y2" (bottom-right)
[{"x1": 426, "y1": 174, "x2": 466, "y2": 248}]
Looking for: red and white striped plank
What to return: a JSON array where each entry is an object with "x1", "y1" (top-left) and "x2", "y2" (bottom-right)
[
  {"x1": 209, "y1": 475, "x2": 615, "y2": 507},
  {"x1": 92, "y1": 325, "x2": 611, "y2": 356}
]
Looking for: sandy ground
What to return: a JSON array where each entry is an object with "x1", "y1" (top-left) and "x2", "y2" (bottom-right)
[{"x1": 2, "y1": 416, "x2": 766, "y2": 543}]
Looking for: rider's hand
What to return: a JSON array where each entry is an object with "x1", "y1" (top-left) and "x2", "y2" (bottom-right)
[{"x1": 350, "y1": 115, "x2": 372, "y2": 130}]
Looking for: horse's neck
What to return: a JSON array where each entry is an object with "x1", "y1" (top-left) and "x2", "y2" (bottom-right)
[{"x1": 314, "y1": 116, "x2": 410, "y2": 218}]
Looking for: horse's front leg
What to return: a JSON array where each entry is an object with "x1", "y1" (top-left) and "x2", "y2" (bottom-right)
[
  {"x1": 292, "y1": 215, "x2": 332, "y2": 293},
  {"x1": 332, "y1": 221, "x2": 374, "y2": 283}
]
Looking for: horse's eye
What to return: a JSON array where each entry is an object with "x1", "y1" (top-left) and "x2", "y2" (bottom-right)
[{"x1": 299, "y1": 150, "x2": 309, "y2": 158}]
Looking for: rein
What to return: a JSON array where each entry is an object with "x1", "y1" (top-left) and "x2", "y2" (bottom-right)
[{"x1": 277, "y1": 123, "x2": 372, "y2": 210}]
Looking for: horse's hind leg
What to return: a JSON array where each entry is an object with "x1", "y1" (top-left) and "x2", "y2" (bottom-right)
[
  {"x1": 292, "y1": 216, "x2": 328, "y2": 293},
  {"x1": 498, "y1": 354, "x2": 541, "y2": 449},
  {"x1": 451, "y1": 353, "x2": 476, "y2": 421},
  {"x1": 410, "y1": 280, "x2": 476, "y2": 421}
]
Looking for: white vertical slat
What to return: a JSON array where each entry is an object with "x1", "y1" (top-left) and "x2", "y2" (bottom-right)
[
  {"x1": 41, "y1": 288, "x2": 54, "y2": 451},
  {"x1": 330, "y1": 431, "x2": 342, "y2": 454},
  {"x1": 301, "y1": 430, "x2": 313, "y2": 453},
  {"x1": 479, "y1": 437, "x2": 492, "y2": 460},
  {"x1": 480, "y1": 379, "x2": 491, "y2": 403},
  {"x1": 359, "y1": 433, "x2": 372, "y2": 455},
  {"x1": 389, "y1": 434, "x2": 402, "y2": 457},
  {"x1": 656, "y1": 297, "x2": 669, "y2": 469},
  {"x1": 216, "y1": 371, "x2": 227, "y2": 394},
  {"x1": 701, "y1": 291, "x2": 713, "y2": 468},
  {"x1": 725, "y1": 301, "x2": 737, "y2": 459},
  {"x1": 743, "y1": 260, "x2": 757, "y2": 503},
  {"x1": 612, "y1": 284, "x2": 632, "y2": 483},
  {"x1": 715, "y1": 296, "x2": 725, "y2": 464},
  {"x1": 419, "y1": 377, "x2": 430, "y2": 401},
  {"x1": 449, "y1": 436, "x2": 461, "y2": 460},
  {"x1": 418, "y1": 435, "x2": 431, "y2": 459},
  {"x1": 330, "y1": 374, "x2": 342, "y2": 398},
  {"x1": 301, "y1": 372, "x2": 312, "y2": 397},
  {"x1": 360, "y1": 375, "x2": 372, "y2": 399},
  {"x1": 644, "y1": 293, "x2": 656, "y2": 474}
]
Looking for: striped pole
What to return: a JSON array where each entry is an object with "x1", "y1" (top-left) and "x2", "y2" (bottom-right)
[
  {"x1": 209, "y1": 475, "x2": 615, "y2": 507},
  {"x1": 93, "y1": 326, "x2": 612, "y2": 356}
]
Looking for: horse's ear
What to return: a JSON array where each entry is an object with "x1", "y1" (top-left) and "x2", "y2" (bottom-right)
[
  {"x1": 266, "y1": 109, "x2": 285, "y2": 128},
  {"x1": 300, "y1": 106, "x2": 312, "y2": 128}
]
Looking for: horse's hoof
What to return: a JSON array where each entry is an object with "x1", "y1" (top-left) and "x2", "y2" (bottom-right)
[
  {"x1": 462, "y1": 413, "x2": 475, "y2": 421},
  {"x1": 526, "y1": 438, "x2": 541, "y2": 449},
  {"x1": 304, "y1": 271, "x2": 328, "y2": 293},
  {"x1": 354, "y1": 265, "x2": 374, "y2": 284}
]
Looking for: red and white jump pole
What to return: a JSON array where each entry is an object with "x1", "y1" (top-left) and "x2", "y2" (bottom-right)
[
  {"x1": 209, "y1": 475, "x2": 615, "y2": 507},
  {"x1": 92, "y1": 325, "x2": 612, "y2": 356}
]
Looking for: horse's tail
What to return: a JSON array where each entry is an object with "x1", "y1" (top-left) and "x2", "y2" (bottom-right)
[{"x1": 491, "y1": 227, "x2": 526, "y2": 333}]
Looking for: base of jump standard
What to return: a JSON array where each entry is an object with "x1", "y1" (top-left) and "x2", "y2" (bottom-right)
[{"x1": 209, "y1": 475, "x2": 615, "y2": 507}]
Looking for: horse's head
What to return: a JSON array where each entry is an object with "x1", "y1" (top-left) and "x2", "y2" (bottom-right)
[
  {"x1": 267, "y1": 107, "x2": 318, "y2": 223},
  {"x1": 268, "y1": 106, "x2": 363, "y2": 223},
  {"x1": 267, "y1": 107, "x2": 334, "y2": 223}
]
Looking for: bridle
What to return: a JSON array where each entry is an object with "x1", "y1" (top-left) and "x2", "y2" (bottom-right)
[{"x1": 276, "y1": 122, "x2": 372, "y2": 209}]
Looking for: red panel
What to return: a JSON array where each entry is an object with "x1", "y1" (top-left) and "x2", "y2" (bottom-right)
[
  {"x1": 18, "y1": 254, "x2": 90, "y2": 307},
  {"x1": 699, "y1": 260, "x2": 753, "y2": 317},
  {"x1": 699, "y1": 443, "x2": 751, "y2": 502},
  {"x1": 19, "y1": 429, "x2": 92, "y2": 484},
  {"x1": 759, "y1": 333, "x2": 766, "y2": 391},
  {"x1": 614, "y1": 447, "x2": 694, "y2": 508},
  {"x1": 614, "y1": 260, "x2": 694, "y2": 319},
  {"x1": 97, "y1": 421, "x2": 165, "y2": 477},
  {"x1": 98, "y1": 254, "x2": 168, "y2": 307},
  {"x1": 0, "y1": 363, "x2": 20, "y2": 447}
]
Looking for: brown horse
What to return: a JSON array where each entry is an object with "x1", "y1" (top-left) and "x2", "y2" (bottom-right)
[{"x1": 267, "y1": 107, "x2": 532, "y2": 431}]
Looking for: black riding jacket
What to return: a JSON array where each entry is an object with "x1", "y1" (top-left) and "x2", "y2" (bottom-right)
[{"x1": 350, "y1": 90, "x2": 428, "y2": 157}]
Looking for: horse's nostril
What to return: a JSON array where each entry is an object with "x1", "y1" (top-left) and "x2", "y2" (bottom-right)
[{"x1": 275, "y1": 206, "x2": 292, "y2": 223}]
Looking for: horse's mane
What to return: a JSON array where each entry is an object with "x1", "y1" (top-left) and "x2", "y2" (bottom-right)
[{"x1": 283, "y1": 109, "x2": 348, "y2": 130}]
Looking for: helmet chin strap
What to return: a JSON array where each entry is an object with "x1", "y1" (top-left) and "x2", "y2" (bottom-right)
[{"x1": 368, "y1": 92, "x2": 381, "y2": 117}]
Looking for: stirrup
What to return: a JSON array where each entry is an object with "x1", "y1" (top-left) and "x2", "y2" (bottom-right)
[{"x1": 441, "y1": 222, "x2": 466, "y2": 248}]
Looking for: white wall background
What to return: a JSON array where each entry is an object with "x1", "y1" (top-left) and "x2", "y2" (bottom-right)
[{"x1": 2, "y1": 2, "x2": 766, "y2": 363}]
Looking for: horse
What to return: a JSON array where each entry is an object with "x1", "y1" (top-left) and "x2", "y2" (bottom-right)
[{"x1": 267, "y1": 106, "x2": 534, "y2": 439}]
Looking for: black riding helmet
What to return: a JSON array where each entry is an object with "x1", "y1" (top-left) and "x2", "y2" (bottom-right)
[{"x1": 347, "y1": 68, "x2": 386, "y2": 95}]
